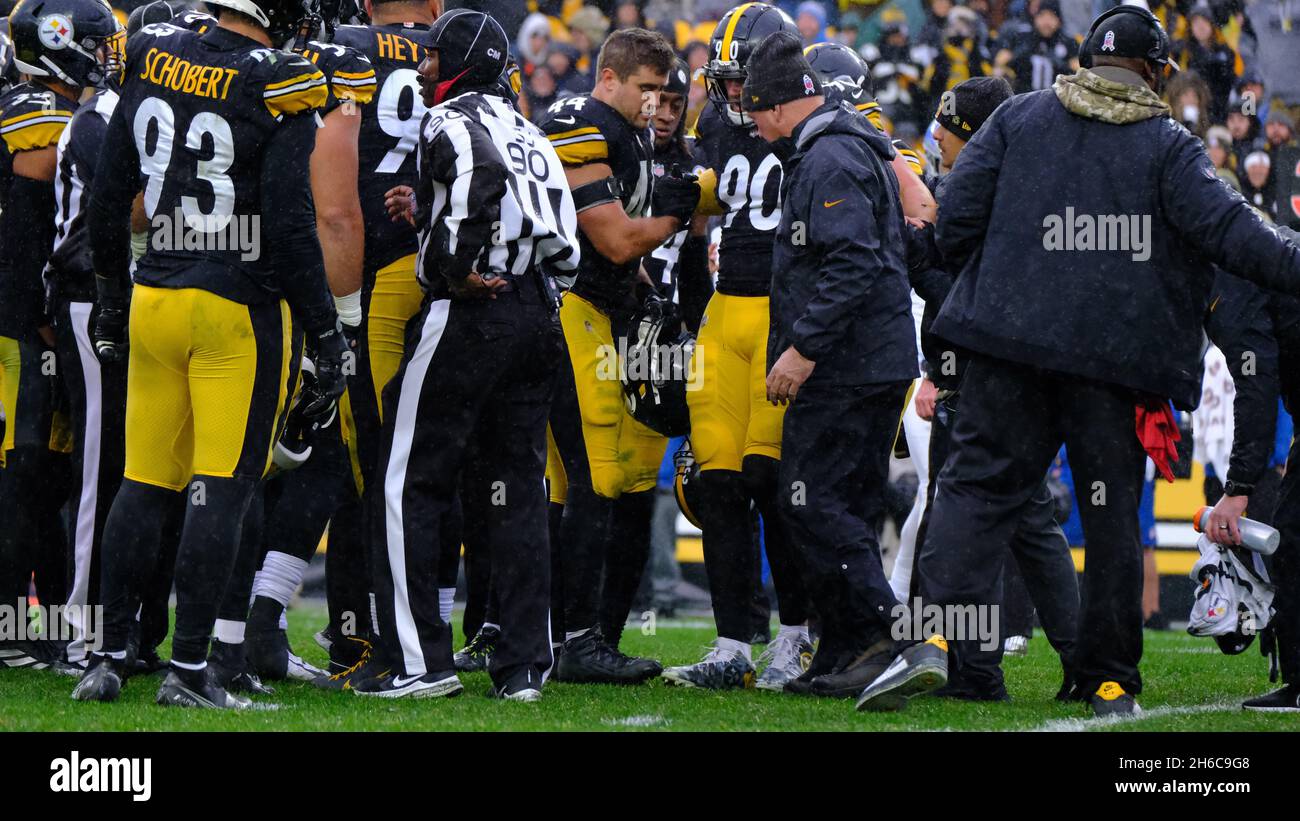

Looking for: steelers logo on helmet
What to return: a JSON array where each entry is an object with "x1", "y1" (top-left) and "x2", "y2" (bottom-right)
[
  {"x1": 38, "y1": 14, "x2": 75, "y2": 49},
  {"x1": 705, "y1": 2, "x2": 798, "y2": 127}
]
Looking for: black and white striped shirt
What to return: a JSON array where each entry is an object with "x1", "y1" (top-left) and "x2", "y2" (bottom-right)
[
  {"x1": 414, "y1": 90, "x2": 579, "y2": 296},
  {"x1": 47, "y1": 88, "x2": 118, "y2": 303}
]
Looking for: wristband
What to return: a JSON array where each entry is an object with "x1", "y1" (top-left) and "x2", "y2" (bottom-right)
[{"x1": 334, "y1": 288, "x2": 363, "y2": 328}]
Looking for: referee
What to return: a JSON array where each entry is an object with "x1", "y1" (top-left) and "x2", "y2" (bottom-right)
[
  {"x1": 918, "y1": 5, "x2": 1300, "y2": 716},
  {"x1": 358, "y1": 10, "x2": 580, "y2": 702}
]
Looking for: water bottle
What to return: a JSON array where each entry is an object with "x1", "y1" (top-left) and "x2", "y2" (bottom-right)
[{"x1": 1193, "y1": 506, "x2": 1280, "y2": 555}]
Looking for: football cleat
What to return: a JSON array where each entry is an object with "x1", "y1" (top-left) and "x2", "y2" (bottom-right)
[
  {"x1": 351, "y1": 670, "x2": 463, "y2": 699},
  {"x1": 155, "y1": 669, "x2": 254, "y2": 710},
  {"x1": 70, "y1": 655, "x2": 128, "y2": 702},
  {"x1": 247, "y1": 628, "x2": 325, "y2": 682},
  {"x1": 1003, "y1": 635, "x2": 1029, "y2": 657},
  {"x1": 454, "y1": 624, "x2": 499, "y2": 673},
  {"x1": 1089, "y1": 681, "x2": 1140, "y2": 717},
  {"x1": 808, "y1": 638, "x2": 896, "y2": 699},
  {"x1": 554, "y1": 629, "x2": 662, "y2": 684},
  {"x1": 313, "y1": 639, "x2": 387, "y2": 691},
  {"x1": 755, "y1": 631, "x2": 814, "y2": 692},
  {"x1": 1, "y1": 638, "x2": 61, "y2": 670},
  {"x1": 488, "y1": 667, "x2": 543, "y2": 702},
  {"x1": 855, "y1": 635, "x2": 949, "y2": 712},
  {"x1": 1242, "y1": 685, "x2": 1300, "y2": 713},
  {"x1": 207, "y1": 639, "x2": 274, "y2": 695},
  {"x1": 661, "y1": 643, "x2": 755, "y2": 690}
]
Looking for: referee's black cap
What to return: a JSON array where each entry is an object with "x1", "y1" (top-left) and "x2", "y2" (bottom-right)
[{"x1": 413, "y1": 8, "x2": 509, "y2": 103}]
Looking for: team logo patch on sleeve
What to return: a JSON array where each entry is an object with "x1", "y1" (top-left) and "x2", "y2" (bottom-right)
[{"x1": 39, "y1": 14, "x2": 75, "y2": 50}]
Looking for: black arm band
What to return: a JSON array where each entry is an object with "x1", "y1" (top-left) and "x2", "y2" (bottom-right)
[{"x1": 571, "y1": 176, "x2": 620, "y2": 212}]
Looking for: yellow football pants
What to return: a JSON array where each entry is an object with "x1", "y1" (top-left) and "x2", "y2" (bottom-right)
[
  {"x1": 553, "y1": 293, "x2": 666, "y2": 499},
  {"x1": 123, "y1": 286, "x2": 292, "y2": 491},
  {"x1": 687, "y1": 291, "x2": 784, "y2": 471}
]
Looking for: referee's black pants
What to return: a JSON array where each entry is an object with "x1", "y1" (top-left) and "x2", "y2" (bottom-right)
[
  {"x1": 370, "y1": 285, "x2": 559, "y2": 687},
  {"x1": 919, "y1": 356, "x2": 1145, "y2": 696},
  {"x1": 52, "y1": 300, "x2": 128, "y2": 662},
  {"x1": 778, "y1": 380, "x2": 910, "y2": 664}
]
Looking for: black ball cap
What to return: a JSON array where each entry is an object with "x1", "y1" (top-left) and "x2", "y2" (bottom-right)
[{"x1": 413, "y1": 8, "x2": 509, "y2": 103}]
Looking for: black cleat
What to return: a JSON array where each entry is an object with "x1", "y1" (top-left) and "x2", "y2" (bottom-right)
[
  {"x1": 855, "y1": 636, "x2": 949, "y2": 712},
  {"x1": 1089, "y1": 681, "x2": 1140, "y2": 717},
  {"x1": 488, "y1": 667, "x2": 543, "y2": 702},
  {"x1": 247, "y1": 629, "x2": 325, "y2": 682},
  {"x1": 71, "y1": 655, "x2": 128, "y2": 702},
  {"x1": 454, "y1": 625, "x2": 499, "y2": 673},
  {"x1": 554, "y1": 629, "x2": 662, "y2": 684},
  {"x1": 351, "y1": 670, "x2": 463, "y2": 699},
  {"x1": 1242, "y1": 685, "x2": 1300, "y2": 712},
  {"x1": 156, "y1": 668, "x2": 254, "y2": 709},
  {"x1": 313, "y1": 638, "x2": 388, "y2": 691},
  {"x1": 207, "y1": 640, "x2": 274, "y2": 695},
  {"x1": 1, "y1": 638, "x2": 62, "y2": 671},
  {"x1": 809, "y1": 638, "x2": 896, "y2": 699}
]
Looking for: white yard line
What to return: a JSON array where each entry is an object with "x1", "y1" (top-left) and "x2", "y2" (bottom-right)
[{"x1": 1027, "y1": 700, "x2": 1242, "y2": 732}]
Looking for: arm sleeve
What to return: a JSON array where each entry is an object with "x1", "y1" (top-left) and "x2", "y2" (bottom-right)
[
  {"x1": 87, "y1": 102, "x2": 142, "y2": 293},
  {"x1": 1162, "y1": 134, "x2": 1300, "y2": 295},
  {"x1": 933, "y1": 105, "x2": 1007, "y2": 271},
  {"x1": 261, "y1": 112, "x2": 335, "y2": 335},
  {"x1": 1204, "y1": 274, "x2": 1280, "y2": 486},
  {"x1": 422, "y1": 116, "x2": 506, "y2": 283},
  {"x1": 677, "y1": 233, "x2": 711, "y2": 333},
  {"x1": 790, "y1": 160, "x2": 885, "y2": 361},
  {"x1": 4, "y1": 175, "x2": 58, "y2": 325}
]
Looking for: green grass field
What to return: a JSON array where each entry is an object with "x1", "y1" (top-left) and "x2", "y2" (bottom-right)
[{"x1": 3, "y1": 604, "x2": 1296, "y2": 731}]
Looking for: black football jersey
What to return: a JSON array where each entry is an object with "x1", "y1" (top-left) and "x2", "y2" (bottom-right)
[
  {"x1": 692, "y1": 102, "x2": 782, "y2": 296},
  {"x1": 540, "y1": 93, "x2": 653, "y2": 313},
  {"x1": 114, "y1": 23, "x2": 327, "y2": 303},
  {"x1": 643, "y1": 136, "x2": 693, "y2": 304},
  {"x1": 331, "y1": 22, "x2": 430, "y2": 277},
  {"x1": 298, "y1": 39, "x2": 377, "y2": 115},
  {"x1": 48, "y1": 88, "x2": 117, "y2": 302},
  {"x1": 0, "y1": 81, "x2": 79, "y2": 336}
]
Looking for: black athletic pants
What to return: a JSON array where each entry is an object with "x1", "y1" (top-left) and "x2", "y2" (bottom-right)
[
  {"x1": 1268, "y1": 385, "x2": 1300, "y2": 685},
  {"x1": 370, "y1": 287, "x2": 559, "y2": 686},
  {"x1": 911, "y1": 391, "x2": 1080, "y2": 694},
  {"x1": 919, "y1": 356, "x2": 1143, "y2": 695},
  {"x1": 778, "y1": 380, "x2": 910, "y2": 662}
]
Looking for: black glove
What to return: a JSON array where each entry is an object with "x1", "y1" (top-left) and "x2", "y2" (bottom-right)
[
  {"x1": 92, "y1": 275, "x2": 130, "y2": 364},
  {"x1": 301, "y1": 320, "x2": 349, "y2": 420},
  {"x1": 652, "y1": 165, "x2": 700, "y2": 226}
]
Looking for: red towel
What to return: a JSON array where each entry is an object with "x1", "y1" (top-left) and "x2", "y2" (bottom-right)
[{"x1": 1136, "y1": 400, "x2": 1181, "y2": 483}]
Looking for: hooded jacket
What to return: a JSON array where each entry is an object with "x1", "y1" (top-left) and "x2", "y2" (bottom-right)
[
  {"x1": 934, "y1": 66, "x2": 1300, "y2": 410},
  {"x1": 769, "y1": 100, "x2": 918, "y2": 387}
]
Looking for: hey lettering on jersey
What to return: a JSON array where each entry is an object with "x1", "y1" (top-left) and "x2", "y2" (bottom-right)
[
  {"x1": 139, "y1": 47, "x2": 239, "y2": 101},
  {"x1": 374, "y1": 31, "x2": 420, "y2": 64}
]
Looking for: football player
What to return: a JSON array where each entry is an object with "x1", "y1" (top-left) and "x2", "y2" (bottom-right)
[
  {"x1": 662, "y1": 2, "x2": 813, "y2": 692},
  {"x1": 72, "y1": 0, "x2": 347, "y2": 709},
  {"x1": 208, "y1": 4, "x2": 377, "y2": 689},
  {"x1": 539, "y1": 26, "x2": 699, "y2": 684},
  {"x1": 312, "y1": 0, "x2": 440, "y2": 685},
  {"x1": 0, "y1": 0, "x2": 121, "y2": 672}
]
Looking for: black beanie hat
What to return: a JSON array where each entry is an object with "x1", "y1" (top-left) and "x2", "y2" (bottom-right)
[
  {"x1": 933, "y1": 75, "x2": 1012, "y2": 141},
  {"x1": 741, "y1": 31, "x2": 822, "y2": 112}
]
